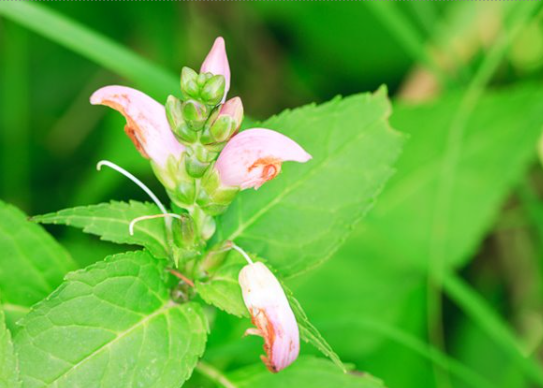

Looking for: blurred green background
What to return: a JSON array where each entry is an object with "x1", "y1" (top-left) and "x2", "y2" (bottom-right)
[{"x1": 2, "y1": 2, "x2": 543, "y2": 388}]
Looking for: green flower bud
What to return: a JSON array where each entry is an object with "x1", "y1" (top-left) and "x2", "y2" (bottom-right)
[
  {"x1": 194, "y1": 143, "x2": 217, "y2": 163},
  {"x1": 154, "y1": 154, "x2": 197, "y2": 206},
  {"x1": 182, "y1": 100, "x2": 207, "y2": 131},
  {"x1": 201, "y1": 97, "x2": 243, "y2": 145},
  {"x1": 172, "y1": 215, "x2": 197, "y2": 248},
  {"x1": 185, "y1": 154, "x2": 209, "y2": 178},
  {"x1": 200, "y1": 75, "x2": 226, "y2": 106},
  {"x1": 196, "y1": 164, "x2": 239, "y2": 215},
  {"x1": 166, "y1": 96, "x2": 196, "y2": 144},
  {"x1": 199, "y1": 241, "x2": 232, "y2": 274},
  {"x1": 180, "y1": 67, "x2": 199, "y2": 98},
  {"x1": 197, "y1": 72, "x2": 213, "y2": 87},
  {"x1": 210, "y1": 116, "x2": 236, "y2": 143}
]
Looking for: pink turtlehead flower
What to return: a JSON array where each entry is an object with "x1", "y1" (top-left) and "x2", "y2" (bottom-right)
[
  {"x1": 200, "y1": 37, "x2": 230, "y2": 102},
  {"x1": 239, "y1": 262, "x2": 300, "y2": 372},
  {"x1": 215, "y1": 129, "x2": 311, "y2": 190},
  {"x1": 90, "y1": 86, "x2": 185, "y2": 168}
]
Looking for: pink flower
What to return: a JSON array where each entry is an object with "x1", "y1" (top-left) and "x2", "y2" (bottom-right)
[
  {"x1": 215, "y1": 129, "x2": 311, "y2": 190},
  {"x1": 239, "y1": 262, "x2": 300, "y2": 372},
  {"x1": 200, "y1": 37, "x2": 230, "y2": 102},
  {"x1": 90, "y1": 86, "x2": 185, "y2": 168}
]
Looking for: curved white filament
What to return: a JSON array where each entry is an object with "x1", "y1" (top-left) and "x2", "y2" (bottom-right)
[
  {"x1": 232, "y1": 243, "x2": 254, "y2": 265},
  {"x1": 129, "y1": 213, "x2": 184, "y2": 236},
  {"x1": 96, "y1": 160, "x2": 168, "y2": 215}
]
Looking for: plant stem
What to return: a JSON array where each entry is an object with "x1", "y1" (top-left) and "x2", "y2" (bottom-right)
[
  {"x1": 366, "y1": 2, "x2": 449, "y2": 87},
  {"x1": 195, "y1": 361, "x2": 237, "y2": 388},
  {"x1": 444, "y1": 273, "x2": 543, "y2": 386}
]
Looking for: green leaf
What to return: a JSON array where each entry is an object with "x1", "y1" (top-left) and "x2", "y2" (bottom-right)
[
  {"x1": 0, "y1": 2, "x2": 177, "y2": 100},
  {"x1": 0, "y1": 201, "x2": 77, "y2": 329},
  {"x1": 354, "y1": 84, "x2": 543, "y2": 271},
  {"x1": 229, "y1": 356, "x2": 386, "y2": 388},
  {"x1": 14, "y1": 251, "x2": 208, "y2": 388},
  {"x1": 195, "y1": 250, "x2": 248, "y2": 318},
  {"x1": 216, "y1": 88, "x2": 404, "y2": 277},
  {"x1": 32, "y1": 201, "x2": 169, "y2": 260},
  {"x1": 285, "y1": 290, "x2": 345, "y2": 373},
  {"x1": 0, "y1": 309, "x2": 19, "y2": 388}
]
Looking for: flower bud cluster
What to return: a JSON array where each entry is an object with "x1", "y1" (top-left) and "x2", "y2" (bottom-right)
[{"x1": 165, "y1": 89, "x2": 243, "y2": 180}]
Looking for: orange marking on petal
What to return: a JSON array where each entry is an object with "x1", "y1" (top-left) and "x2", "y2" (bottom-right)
[
  {"x1": 248, "y1": 157, "x2": 282, "y2": 183},
  {"x1": 249, "y1": 307, "x2": 279, "y2": 373},
  {"x1": 101, "y1": 95, "x2": 150, "y2": 160}
]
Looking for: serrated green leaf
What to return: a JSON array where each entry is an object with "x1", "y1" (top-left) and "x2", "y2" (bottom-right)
[
  {"x1": 353, "y1": 84, "x2": 543, "y2": 271},
  {"x1": 229, "y1": 356, "x2": 386, "y2": 388},
  {"x1": 195, "y1": 250, "x2": 248, "y2": 318},
  {"x1": 32, "y1": 201, "x2": 169, "y2": 260},
  {"x1": 14, "y1": 251, "x2": 208, "y2": 388},
  {"x1": 216, "y1": 88, "x2": 404, "y2": 277},
  {"x1": 285, "y1": 289, "x2": 345, "y2": 372},
  {"x1": 0, "y1": 309, "x2": 19, "y2": 388},
  {"x1": 0, "y1": 201, "x2": 77, "y2": 330}
]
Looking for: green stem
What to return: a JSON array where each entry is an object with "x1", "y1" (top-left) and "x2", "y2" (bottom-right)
[
  {"x1": 444, "y1": 272, "x2": 543, "y2": 387},
  {"x1": 366, "y1": 2, "x2": 449, "y2": 87},
  {"x1": 195, "y1": 361, "x2": 237, "y2": 388}
]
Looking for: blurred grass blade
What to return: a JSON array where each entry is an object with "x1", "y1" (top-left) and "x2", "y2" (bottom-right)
[
  {"x1": 444, "y1": 273, "x2": 543, "y2": 387},
  {"x1": 0, "y1": 2, "x2": 177, "y2": 99},
  {"x1": 1, "y1": 23, "x2": 30, "y2": 210},
  {"x1": 366, "y1": 2, "x2": 447, "y2": 85}
]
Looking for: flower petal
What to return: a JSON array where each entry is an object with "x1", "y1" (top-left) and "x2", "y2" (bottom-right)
[
  {"x1": 215, "y1": 128, "x2": 311, "y2": 190},
  {"x1": 239, "y1": 262, "x2": 300, "y2": 372},
  {"x1": 200, "y1": 37, "x2": 230, "y2": 102},
  {"x1": 90, "y1": 85, "x2": 185, "y2": 168}
]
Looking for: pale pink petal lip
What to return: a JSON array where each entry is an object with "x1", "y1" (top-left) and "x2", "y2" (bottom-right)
[
  {"x1": 215, "y1": 128, "x2": 311, "y2": 190},
  {"x1": 239, "y1": 262, "x2": 300, "y2": 372},
  {"x1": 90, "y1": 85, "x2": 185, "y2": 168},
  {"x1": 200, "y1": 37, "x2": 231, "y2": 102}
]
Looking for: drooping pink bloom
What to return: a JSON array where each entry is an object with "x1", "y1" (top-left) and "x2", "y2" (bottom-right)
[
  {"x1": 90, "y1": 86, "x2": 185, "y2": 168},
  {"x1": 239, "y1": 262, "x2": 300, "y2": 372},
  {"x1": 215, "y1": 129, "x2": 311, "y2": 190},
  {"x1": 200, "y1": 37, "x2": 230, "y2": 102}
]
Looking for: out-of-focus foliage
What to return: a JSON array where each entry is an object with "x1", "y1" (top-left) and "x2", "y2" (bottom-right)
[{"x1": 2, "y1": 2, "x2": 543, "y2": 388}]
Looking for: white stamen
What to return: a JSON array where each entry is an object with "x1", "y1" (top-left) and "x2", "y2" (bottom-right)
[
  {"x1": 129, "y1": 213, "x2": 184, "y2": 235},
  {"x1": 96, "y1": 160, "x2": 168, "y2": 215},
  {"x1": 232, "y1": 243, "x2": 254, "y2": 264}
]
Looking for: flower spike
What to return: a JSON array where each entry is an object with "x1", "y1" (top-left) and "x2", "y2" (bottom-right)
[
  {"x1": 91, "y1": 86, "x2": 185, "y2": 168},
  {"x1": 238, "y1": 259, "x2": 300, "y2": 372},
  {"x1": 200, "y1": 37, "x2": 230, "y2": 102},
  {"x1": 215, "y1": 128, "x2": 312, "y2": 190}
]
